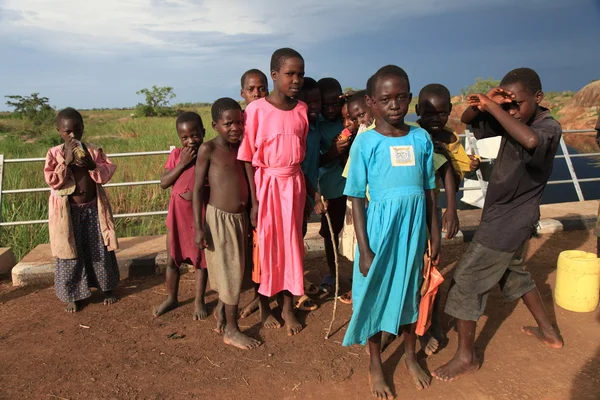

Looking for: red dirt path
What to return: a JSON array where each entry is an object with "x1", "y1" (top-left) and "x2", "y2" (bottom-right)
[{"x1": 1, "y1": 230, "x2": 599, "y2": 400}]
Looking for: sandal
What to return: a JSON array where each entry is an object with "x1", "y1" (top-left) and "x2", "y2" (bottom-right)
[
  {"x1": 304, "y1": 278, "x2": 319, "y2": 296},
  {"x1": 338, "y1": 291, "x2": 352, "y2": 305},
  {"x1": 294, "y1": 295, "x2": 318, "y2": 311},
  {"x1": 319, "y1": 275, "x2": 336, "y2": 294}
]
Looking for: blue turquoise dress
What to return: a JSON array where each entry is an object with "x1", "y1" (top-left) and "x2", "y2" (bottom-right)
[{"x1": 342, "y1": 126, "x2": 436, "y2": 346}]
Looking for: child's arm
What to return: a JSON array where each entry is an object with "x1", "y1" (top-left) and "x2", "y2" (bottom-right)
[
  {"x1": 44, "y1": 148, "x2": 72, "y2": 190},
  {"x1": 193, "y1": 143, "x2": 211, "y2": 249},
  {"x1": 320, "y1": 137, "x2": 350, "y2": 167},
  {"x1": 304, "y1": 176, "x2": 326, "y2": 215},
  {"x1": 425, "y1": 190, "x2": 440, "y2": 260},
  {"x1": 467, "y1": 89, "x2": 539, "y2": 150},
  {"x1": 243, "y1": 162, "x2": 258, "y2": 227},
  {"x1": 160, "y1": 147, "x2": 196, "y2": 189},
  {"x1": 87, "y1": 147, "x2": 116, "y2": 184},
  {"x1": 351, "y1": 196, "x2": 374, "y2": 277},
  {"x1": 439, "y1": 163, "x2": 459, "y2": 240}
]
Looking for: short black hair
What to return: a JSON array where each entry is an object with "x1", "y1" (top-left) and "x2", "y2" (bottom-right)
[
  {"x1": 241, "y1": 69, "x2": 268, "y2": 89},
  {"x1": 365, "y1": 75, "x2": 375, "y2": 97},
  {"x1": 500, "y1": 67, "x2": 542, "y2": 94},
  {"x1": 317, "y1": 77, "x2": 342, "y2": 95},
  {"x1": 371, "y1": 65, "x2": 410, "y2": 94},
  {"x1": 418, "y1": 84, "x2": 451, "y2": 104},
  {"x1": 301, "y1": 77, "x2": 319, "y2": 92},
  {"x1": 346, "y1": 90, "x2": 368, "y2": 108},
  {"x1": 270, "y1": 48, "x2": 304, "y2": 72},
  {"x1": 176, "y1": 111, "x2": 203, "y2": 128},
  {"x1": 56, "y1": 107, "x2": 83, "y2": 126},
  {"x1": 211, "y1": 97, "x2": 242, "y2": 122}
]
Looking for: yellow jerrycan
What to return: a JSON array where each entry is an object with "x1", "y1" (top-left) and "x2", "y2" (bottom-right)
[{"x1": 554, "y1": 250, "x2": 600, "y2": 312}]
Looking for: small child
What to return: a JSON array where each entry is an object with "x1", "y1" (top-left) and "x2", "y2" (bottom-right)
[
  {"x1": 238, "y1": 47, "x2": 317, "y2": 336},
  {"x1": 343, "y1": 66, "x2": 440, "y2": 397},
  {"x1": 193, "y1": 98, "x2": 261, "y2": 350},
  {"x1": 153, "y1": 112, "x2": 208, "y2": 319},
  {"x1": 317, "y1": 77, "x2": 349, "y2": 294},
  {"x1": 44, "y1": 107, "x2": 119, "y2": 313},
  {"x1": 434, "y1": 68, "x2": 564, "y2": 383}
]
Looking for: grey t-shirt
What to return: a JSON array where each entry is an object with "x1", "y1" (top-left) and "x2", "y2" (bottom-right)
[{"x1": 471, "y1": 108, "x2": 562, "y2": 252}]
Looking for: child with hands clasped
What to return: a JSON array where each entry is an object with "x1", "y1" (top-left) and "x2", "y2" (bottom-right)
[
  {"x1": 153, "y1": 112, "x2": 209, "y2": 320},
  {"x1": 343, "y1": 66, "x2": 440, "y2": 399},
  {"x1": 45, "y1": 108, "x2": 120, "y2": 313}
]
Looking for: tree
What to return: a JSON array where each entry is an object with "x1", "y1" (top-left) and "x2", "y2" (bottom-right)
[
  {"x1": 135, "y1": 85, "x2": 176, "y2": 117},
  {"x1": 461, "y1": 77, "x2": 500, "y2": 97},
  {"x1": 5, "y1": 93, "x2": 55, "y2": 126}
]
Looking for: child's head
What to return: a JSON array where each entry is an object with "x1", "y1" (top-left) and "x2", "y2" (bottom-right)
[
  {"x1": 297, "y1": 77, "x2": 321, "y2": 125},
  {"x1": 346, "y1": 90, "x2": 373, "y2": 128},
  {"x1": 240, "y1": 69, "x2": 268, "y2": 105},
  {"x1": 341, "y1": 102, "x2": 358, "y2": 135},
  {"x1": 416, "y1": 84, "x2": 451, "y2": 134},
  {"x1": 211, "y1": 97, "x2": 244, "y2": 144},
  {"x1": 499, "y1": 67, "x2": 544, "y2": 124},
  {"x1": 56, "y1": 107, "x2": 84, "y2": 142},
  {"x1": 368, "y1": 65, "x2": 412, "y2": 127},
  {"x1": 176, "y1": 112, "x2": 205, "y2": 149},
  {"x1": 317, "y1": 77, "x2": 343, "y2": 122},
  {"x1": 270, "y1": 48, "x2": 305, "y2": 99}
]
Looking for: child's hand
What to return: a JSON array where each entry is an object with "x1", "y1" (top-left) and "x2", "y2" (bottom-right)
[
  {"x1": 359, "y1": 249, "x2": 375, "y2": 277},
  {"x1": 339, "y1": 89, "x2": 356, "y2": 100},
  {"x1": 64, "y1": 138, "x2": 75, "y2": 166},
  {"x1": 75, "y1": 149, "x2": 96, "y2": 170},
  {"x1": 430, "y1": 239, "x2": 440, "y2": 265},
  {"x1": 179, "y1": 146, "x2": 197, "y2": 167},
  {"x1": 442, "y1": 209, "x2": 459, "y2": 240},
  {"x1": 314, "y1": 193, "x2": 327, "y2": 215},
  {"x1": 327, "y1": 137, "x2": 351, "y2": 158},
  {"x1": 468, "y1": 150, "x2": 481, "y2": 171},
  {"x1": 195, "y1": 230, "x2": 208, "y2": 250},
  {"x1": 466, "y1": 93, "x2": 495, "y2": 112},
  {"x1": 485, "y1": 87, "x2": 515, "y2": 106},
  {"x1": 250, "y1": 204, "x2": 258, "y2": 228}
]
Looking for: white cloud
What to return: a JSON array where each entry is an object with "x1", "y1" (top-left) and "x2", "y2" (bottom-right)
[{"x1": 0, "y1": 0, "x2": 523, "y2": 55}]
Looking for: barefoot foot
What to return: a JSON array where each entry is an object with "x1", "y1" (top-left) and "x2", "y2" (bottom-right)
[
  {"x1": 282, "y1": 310, "x2": 303, "y2": 336},
  {"x1": 240, "y1": 297, "x2": 259, "y2": 318},
  {"x1": 369, "y1": 362, "x2": 394, "y2": 399},
  {"x1": 223, "y1": 330, "x2": 262, "y2": 350},
  {"x1": 65, "y1": 301, "x2": 79, "y2": 313},
  {"x1": 153, "y1": 297, "x2": 178, "y2": 317},
  {"x1": 260, "y1": 308, "x2": 281, "y2": 329},
  {"x1": 405, "y1": 356, "x2": 431, "y2": 390},
  {"x1": 213, "y1": 301, "x2": 225, "y2": 333},
  {"x1": 432, "y1": 354, "x2": 479, "y2": 382},
  {"x1": 419, "y1": 333, "x2": 439, "y2": 356},
  {"x1": 520, "y1": 325, "x2": 564, "y2": 349},
  {"x1": 103, "y1": 291, "x2": 118, "y2": 305},
  {"x1": 193, "y1": 298, "x2": 208, "y2": 321}
]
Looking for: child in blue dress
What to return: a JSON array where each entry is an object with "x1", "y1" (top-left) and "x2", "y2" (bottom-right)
[{"x1": 343, "y1": 65, "x2": 440, "y2": 398}]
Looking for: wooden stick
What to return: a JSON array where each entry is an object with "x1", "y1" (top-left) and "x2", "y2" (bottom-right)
[{"x1": 323, "y1": 196, "x2": 340, "y2": 339}]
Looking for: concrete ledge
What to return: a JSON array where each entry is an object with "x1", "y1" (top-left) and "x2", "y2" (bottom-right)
[{"x1": 0, "y1": 247, "x2": 16, "y2": 276}]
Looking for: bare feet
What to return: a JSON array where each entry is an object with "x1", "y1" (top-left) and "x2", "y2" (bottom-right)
[
  {"x1": 432, "y1": 353, "x2": 479, "y2": 382},
  {"x1": 193, "y1": 298, "x2": 208, "y2": 321},
  {"x1": 103, "y1": 291, "x2": 118, "y2": 305},
  {"x1": 282, "y1": 310, "x2": 303, "y2": 336},
  {"x1": 214, "y1": 301, "x2": 225, "y2": 333},
  {"x1": 223, "y1": 330, "x2": 262, "y2": 350},
  {"x1": 419, "y1": 333, "x2": 440, "y2": 356},
  {"x1": 240, "y1": 297, "x2": 259, "y2": 318},
  {"x1": 260, "y1": 308, "x2": 281, "y2": 329},
  {"x1": 405, "y1": 356, "x2": 431, "y2": 390},
  {"x1": 65, "y1": 301, "x2": 79, "y2": 313},
  {"x1": 520, "y1": 325, "x2": 564, "y2": 349},
  {"x1": 369, "y1": 362, "x2": 394, "y2": 399},
  {"x1": 152, "y1": 296, "x2": 178, "y2": 317}
]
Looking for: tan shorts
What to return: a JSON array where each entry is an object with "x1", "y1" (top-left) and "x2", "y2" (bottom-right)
[{"x1": 205, "y1": 204, "x2": 248, "y2": 305}]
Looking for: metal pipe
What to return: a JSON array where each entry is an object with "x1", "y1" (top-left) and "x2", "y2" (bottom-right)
[{"x1": 559, "y1": 136, "x2": 585, "y2": 201}]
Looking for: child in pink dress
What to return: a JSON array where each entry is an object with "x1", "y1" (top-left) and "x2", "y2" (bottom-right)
[
  {"x1": 239, "y1": 48, "x2": 321, "y2": 336},
  {"x1": 153, "y1": 112, "x2": 209, "y2": 319}
]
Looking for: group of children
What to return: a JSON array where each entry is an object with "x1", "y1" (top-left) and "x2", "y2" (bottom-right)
[{"x1": 44, "y1": 47, "x2": 567, "y2": 398}]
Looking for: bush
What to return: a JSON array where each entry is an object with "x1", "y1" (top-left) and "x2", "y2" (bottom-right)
[
  {"x1": 461, "y1": 78, "x2": 500, "y2": 97},
  {"x1": 135, "y1": 86, "x2": 177, "y2": 117}
]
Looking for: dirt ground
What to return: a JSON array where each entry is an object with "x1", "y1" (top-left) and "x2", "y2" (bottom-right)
[{"x1": 1, "y1": 230, "x2": 599, "y2": 400}]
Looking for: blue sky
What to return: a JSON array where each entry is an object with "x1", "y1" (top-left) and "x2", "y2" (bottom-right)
[{"x1": 1, "y1": 0, "x2": 599, "y2": 111}]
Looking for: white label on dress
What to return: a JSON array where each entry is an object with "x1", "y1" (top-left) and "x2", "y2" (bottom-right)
[{"x1": 389, "y1": 145, "x2": 415, "y2": 167}]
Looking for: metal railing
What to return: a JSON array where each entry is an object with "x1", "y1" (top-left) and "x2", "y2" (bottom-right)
[{"x1": 0, "y1": 131, "x2": 599, "y2": 228}]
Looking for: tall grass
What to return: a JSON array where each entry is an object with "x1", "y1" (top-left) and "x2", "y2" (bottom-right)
[{"x1": 0, "y1": 107, "x2": 215, "y2": 260}]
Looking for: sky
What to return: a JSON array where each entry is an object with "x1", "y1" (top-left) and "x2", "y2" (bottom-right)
[{"x1": 1, "y1": 0, "x2": 599, "y2": 111}]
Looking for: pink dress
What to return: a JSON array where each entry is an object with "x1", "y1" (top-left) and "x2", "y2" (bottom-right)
[
  {"x1": 165, "y1": 148, "x2": 207, "y2": 269},
  {"x1": 238, "y1": 98, "x2": 308, "y2": 297}
]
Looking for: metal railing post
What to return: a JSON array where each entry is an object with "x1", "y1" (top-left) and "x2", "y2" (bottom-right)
[{"x1": 559, "y1": 136, "x2": 585, "y2": 201}]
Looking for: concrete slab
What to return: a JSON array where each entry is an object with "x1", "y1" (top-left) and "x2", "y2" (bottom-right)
[{"x1": 0, "y1": 247, "x2": 16, "y2": 275}]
